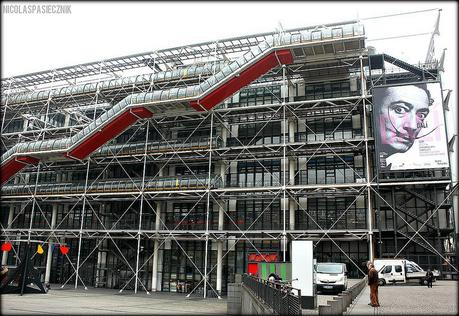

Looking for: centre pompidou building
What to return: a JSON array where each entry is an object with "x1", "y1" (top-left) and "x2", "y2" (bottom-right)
[{"x1": 1, "y1": 20, "x2": 456, "y2": 297}]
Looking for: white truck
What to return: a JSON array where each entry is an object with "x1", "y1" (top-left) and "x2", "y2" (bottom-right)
[
  {"x1": 315, "y1": 262, "x2": 348, "y2": 293},
  {"x1": 374, "y1": 259, "x2": 440, "y2": 286}
]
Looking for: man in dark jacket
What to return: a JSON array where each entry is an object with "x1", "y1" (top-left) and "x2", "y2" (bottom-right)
[
  {"x1": 426, "y1": 269, "x2": 434, "y2": 288},
  {"x1": 367, "y1": 261, "x2": 380, "y2": 307}
]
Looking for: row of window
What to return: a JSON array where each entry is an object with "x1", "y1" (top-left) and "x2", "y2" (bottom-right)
[
  {"x1": 6, "y1": 197, "x2": 368, "y2": 231},
  {"x1": 15, "y1": 155, "x2": 366, "y2": 189},
  {"x1": 295, "y1": 197, "x2": 367, "y2": 230},
  {"x1": 227, "y1": 80, "x2": 358, "y2": 108},
  {"x1": 294, "y1": 81, "x2": 358, "y2": 101},
  {"x1": 295, "y1": 116, "x2": 363, "y2": 142}
]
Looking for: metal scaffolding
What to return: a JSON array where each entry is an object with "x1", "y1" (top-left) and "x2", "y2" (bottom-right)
[{"x1": 1, "y1": 19, "x2": 457, "y2": 298}]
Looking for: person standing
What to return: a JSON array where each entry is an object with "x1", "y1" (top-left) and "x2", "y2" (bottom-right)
[
  {"x1": 367, "y1": 261, "x2": 380, "y2": 307},
  {"x1": 426, "y1": 269, "x2": 434, "y2": 288}
]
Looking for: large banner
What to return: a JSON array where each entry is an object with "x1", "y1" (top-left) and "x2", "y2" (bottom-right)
[{"x1": 373, "y1": 82, "x2": 449, "y2": 171}]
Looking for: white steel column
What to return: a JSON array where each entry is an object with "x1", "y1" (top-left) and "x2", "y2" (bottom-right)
[
  {"x1": 289, "y1": 198, "x2": 296, "y2": 231},
  {"x1": 216, "y1": 240, "x2": 223, "y2": 296},
  {"x1": 151, "y1": 202, "x2": 162, "y2": 292},
  {"x1": 216, "y1": 193, "x2": 224, "y2": 295},
  {"x1": 204, "y1": 112, "x2": 215, "y2": 298},
  {"x1": 360, "y1": 55, "x2": 374, "y2": 261},
  {"x1": 282, "y1": 64, "x2": 287, "y2": 261},
  {"x1": 95, "y1": 204, "x2": 108, "y2": 288},
  {"x1": 44, "y1": 204, "x2": 58, "y2": 283},
  {"x1": 1, "y1": 205, "x2": 15, "y2": 265},
  {"x1": 220, "y1": 122, "x2": 229, "y2": 148},
  {"x1": 151, "y1": 165, "x2": 164, "y2": 292},
  {"x1": 289, "y1": 157, "x2": 296, "y2": 230},
  {"x1": 288, "y1": 117, "x2": 296, "y2": 143}
]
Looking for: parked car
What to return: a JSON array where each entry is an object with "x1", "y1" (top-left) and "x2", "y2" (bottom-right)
[{"x1": 315, "y1": 262, "x2": 348, "y2": 293}]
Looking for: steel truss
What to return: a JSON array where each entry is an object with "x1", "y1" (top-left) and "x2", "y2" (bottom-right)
[{"x1": 1, "y1": 21, "x2": 457, "y2": 298}]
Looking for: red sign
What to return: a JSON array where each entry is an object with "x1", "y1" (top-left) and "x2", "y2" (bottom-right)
[
  {"x1": 247, "y1": 253, "x2": 278, "y2": 262},
  {"x1": 248, "y1": 263, "x2": 258, "y2": 275},
  {"x1": 60, "y1": 245, "x2": 69, "y2": 255},
  {"x1": 1, "y1": 242, "x2": 12, "y2": 252}
]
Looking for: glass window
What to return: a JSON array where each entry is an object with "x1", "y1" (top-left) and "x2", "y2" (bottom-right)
[
  {"x1": 394, "y1": 265, "x2": 402, "y2": 273},
  {"x1": 316, "y1": 263, "x2": 343, "y2": 274},
  {"x1": 406, "y1": 264, "x2": 415, "y2": 273}
]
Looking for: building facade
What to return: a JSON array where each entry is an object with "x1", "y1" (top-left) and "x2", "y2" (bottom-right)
[{"x1": 1, "y1": 21, "x2": 456, "y2": 297}]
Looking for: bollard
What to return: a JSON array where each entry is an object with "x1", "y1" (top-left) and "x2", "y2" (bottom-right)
[
  {"x1": 319, "y1": 278, "x2": 367, "y2": 315},
  {"x1": 334, "y1": 296, "x2": 344, "y2": 314},
  {"x1": 334, "y1": 297, "x2": 344, "y2": 315},
  {"x1": 341, "y1": 290, "x2": 351, "y2": 309},
  {"x1": 319, "y1": 304, "x2": 332, "y2": 315}
]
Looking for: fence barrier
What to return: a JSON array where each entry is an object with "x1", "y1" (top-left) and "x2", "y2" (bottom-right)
[{"x1": 242, "y1": 273, "x2": 302, "y2": 315}]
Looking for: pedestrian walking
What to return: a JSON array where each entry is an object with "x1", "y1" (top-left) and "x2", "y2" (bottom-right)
[
  {"x1": 367, "y1": 261, "x2": 380, "y2": 307},
  {"x1": 426, "y1": 269, "x2": 434, "y2": 288}
]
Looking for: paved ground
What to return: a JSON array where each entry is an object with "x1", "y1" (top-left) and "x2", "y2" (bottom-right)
[
  {"x1": 1, "y1": 280, "x2": 358, "y2": 315},
  {"x1": 300, "y1": 278, "x2": 361, "y2": 315},
  {"x1": 346, "y1": 280, "x2": 458, "y2": 315},
  {"x1": 1, "y1": 284, "x2": 227, "y2": 315},
  {"x1": 1, "y1": 279, "x2": 358, "y2": 315},
  {"x1": 4, "y1": 280, "x2": 454, "y2": 315},
  {"x1": 316, "y1": 278, "x2": 360, "y2": 307}
]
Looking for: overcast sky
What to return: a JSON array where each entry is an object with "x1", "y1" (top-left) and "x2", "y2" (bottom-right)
[{"x1": 1, "y1": 1, "x2": 458, "y2": 181}]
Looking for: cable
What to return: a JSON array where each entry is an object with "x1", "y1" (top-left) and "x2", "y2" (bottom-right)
[
  {"x1": 367, "y1": 32, "x2": 430, "y2": 42},
  {"x1": 359, "y1": 8, "x2": 440, "y2": 21}
]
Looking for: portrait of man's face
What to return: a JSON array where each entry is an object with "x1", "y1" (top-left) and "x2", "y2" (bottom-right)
[{"x1": 378, "y1": 85, "x2": 430, "y2": 156}]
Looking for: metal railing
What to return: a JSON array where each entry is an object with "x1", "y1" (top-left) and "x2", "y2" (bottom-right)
[
  {"x1": 242, "y1": 274, "x2": 302, "y2": 315},
  {"x1": 2, "y1": 175, "x2": 223, "y2": 195}
]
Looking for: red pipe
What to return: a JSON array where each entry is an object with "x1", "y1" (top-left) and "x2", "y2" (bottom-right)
[
  {"x1": 65, "y1": 107, "x2": 153, "y2": 160},
  {"x1": 1, "y1": 156, "x2": 40, "y2": 185},
  {"x1": 190, "y1": 49, "x2": 293, "y2": 111}
]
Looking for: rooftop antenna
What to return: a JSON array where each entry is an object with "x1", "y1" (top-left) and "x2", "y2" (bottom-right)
[
  {"x1": 425, "y1": 9, "x2": 441, "y2": 64},
  {"x1": 275, "y1": 21, "x2": 285, "y2": 44},
  {"x1": 438, "y1": 48, "x2": 447, "y2": 72}
]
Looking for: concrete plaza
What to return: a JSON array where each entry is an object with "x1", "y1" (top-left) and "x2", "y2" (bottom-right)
[
  {"x1": 1, "y1": 284, "x2": 227, "y2": 315},
  {"x1": 2, "y1": 280, "x2": 457, "y2": 315},
  {"x1": 346, "y1": 280, "x2": 458, "y2": 315}
]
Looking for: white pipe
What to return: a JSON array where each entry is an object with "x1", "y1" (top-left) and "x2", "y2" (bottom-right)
[
  {"x1": 44, "y1": 204, "x2": 58, "y2": 283},
  {"x1": 1, "y1": 206, "x2": 15, "y2": 265}
]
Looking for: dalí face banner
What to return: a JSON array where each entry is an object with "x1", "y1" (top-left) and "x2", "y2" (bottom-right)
[{"x1": 373, "y1": 82, "x2": 449, "y2": 171}]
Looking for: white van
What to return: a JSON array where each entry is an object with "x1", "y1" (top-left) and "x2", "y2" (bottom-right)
[
  {"x1": 315, "y1": 262, "x2": 348, "y2": 293},
  {"x1": 374, "y1": 259, "x2": 440, "y2": 286}
]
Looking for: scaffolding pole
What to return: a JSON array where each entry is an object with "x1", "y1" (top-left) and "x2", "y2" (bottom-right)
[
  {"x1": 134, "y1": 121, "x2": 150, "y2": 294},
  {"x1": 360, "y1": 55, "x2": 374, "y2": 261},
  {"x1": 203, "y1": 111, "x2": 214, "y2": 298}
]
